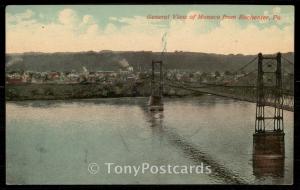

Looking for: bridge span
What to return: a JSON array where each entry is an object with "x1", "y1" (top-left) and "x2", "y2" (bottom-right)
[
  {"x1": 163, "y1": 82, "x2": 294, "y2": 112},
  {"x1": 148, "y1": 52, "x2": 294, "y2": 112}
]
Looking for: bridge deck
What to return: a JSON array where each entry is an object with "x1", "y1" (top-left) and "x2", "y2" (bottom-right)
[{"x1": 166, "y1": 83, "x2": 294, "y2": 112}]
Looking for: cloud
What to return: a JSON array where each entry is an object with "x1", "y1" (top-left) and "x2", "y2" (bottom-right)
[
  {"x1": 6, "y1": 9, "x2": 35, "y2": 23},
  {"x1": 261, "y1": 6, "x2": 294, "y2": 25},
  {"x1": 272, "y1": 7, "x2": 281, "y2": 15},
  {"x1": 39, "y1": 13, "x2": 44, "y2": 19},
  {"x1": 58, "y1": 8, "x2": 78, "y2": 25},
  {"x1": 6, "y1": 8, "x2": 294, "y2": 54},
  {"x1": 109, "y1": 17, "x2": 118, "y2": 21},
  {"x1": 104, "y1": 23, "x2": 117, "y2": 34},
  {"x1": 82, "y1": 15, "x2": 95, "y2": 25}
]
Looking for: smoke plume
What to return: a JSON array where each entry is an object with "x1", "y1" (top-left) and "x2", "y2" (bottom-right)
[
  {"x1": 6, "y1": 57, "x2": 23, "y2": 67},
  {"x1": 119, "y1": 58, "x2": 129, "y2": 68}
]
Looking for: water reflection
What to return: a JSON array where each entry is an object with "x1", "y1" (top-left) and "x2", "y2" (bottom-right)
[
  {"x1": 143, "y1": 109, "x2": 246, "y2": 184},
  {"x1": 252, "y1": 131, "x2": 285, "y2": 179},
  {"x1": 146, "y1": 111, "x2": 164, "y2": 128},
  {"x1": 6, "y1": 96, "x2": 293, "y2": 184}
]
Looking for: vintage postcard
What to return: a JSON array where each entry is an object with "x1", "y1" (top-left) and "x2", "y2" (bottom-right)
[{"x1": 5, "y1": 5, "x2": 294, "y2": 185}]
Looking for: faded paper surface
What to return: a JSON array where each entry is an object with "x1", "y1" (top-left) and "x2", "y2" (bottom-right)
[{"x1": 5, "y1": 5, "x2": 294, "y2": 185}]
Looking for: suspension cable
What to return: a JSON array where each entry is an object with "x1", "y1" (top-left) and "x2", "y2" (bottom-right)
[
  {"x1": 231, "y1": 56, "x2": 258, "y2": 74},
  {"x1": 282, "y1": 55, "x2": 294, "y2": 65}
]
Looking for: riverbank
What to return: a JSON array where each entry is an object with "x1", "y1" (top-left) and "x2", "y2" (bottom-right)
[{"x1": 6, "y1": 83, "x2": 202, "y2": 101}]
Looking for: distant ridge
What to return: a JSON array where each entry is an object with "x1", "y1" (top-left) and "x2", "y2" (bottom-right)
[{"x1": 6, "y1": 51, "x2": 294, "y2": 73}]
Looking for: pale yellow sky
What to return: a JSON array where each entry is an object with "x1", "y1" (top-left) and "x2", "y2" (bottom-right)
[{"x1": 6, "y1": 5, "x2": 294, "y2": 54}]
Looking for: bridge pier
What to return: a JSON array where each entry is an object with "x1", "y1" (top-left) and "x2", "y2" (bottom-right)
[
  {"x1": 253, "y1": 53, "x2": 285, "y2": 178},
  {"x1": 253, "y1": 131, "x2": 285, "y2": 178},
  {"x1": 148, "y1": 60, "x2": 164, "y2": 111},
  {"x1": 148, "y1": 95, "x2": 163, "y2": 111}
]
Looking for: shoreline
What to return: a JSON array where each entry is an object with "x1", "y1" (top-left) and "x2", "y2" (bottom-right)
[
  {"x1": 5, "y1": 83, "x2": 202, "y2": 101},
  {"x1": 5, "y1": 93, "x2": 203, "y2": 102}
]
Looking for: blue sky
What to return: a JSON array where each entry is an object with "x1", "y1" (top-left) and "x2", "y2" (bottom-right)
[{"x1": 6, "y1": 5, "x2": 294, "y2": 54}]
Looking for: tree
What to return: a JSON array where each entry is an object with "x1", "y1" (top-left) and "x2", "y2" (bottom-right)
[
  {"x1": 225, "y1": 70, "x2": 232, "y2": 76},
  {"x1": 201, "y1": 72, "x2": 208, "y2": 78}
]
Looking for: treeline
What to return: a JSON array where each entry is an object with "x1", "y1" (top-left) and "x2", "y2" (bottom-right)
[{"x1": 6, "y1": 51, "x2": 294, "y2": 73}]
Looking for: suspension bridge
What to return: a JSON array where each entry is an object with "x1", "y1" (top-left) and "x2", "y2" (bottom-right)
[
  {"x1": 148, "y1": 52, "x2": 294, "y2": 134},
  {"x1": 145, "y1": 52, "x2": 293, "y2": 179}
]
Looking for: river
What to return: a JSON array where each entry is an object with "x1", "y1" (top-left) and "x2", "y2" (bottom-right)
[{"x1": 6, "y1": 95, "x2": 293, "y2": 184}]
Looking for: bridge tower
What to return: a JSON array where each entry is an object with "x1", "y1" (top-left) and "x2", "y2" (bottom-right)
[
  {"x1": 253, "y1": 53, "x2": 285, "y2": 176},
  {"x1": 148, "y1": 60, "x2": 163, "y2": 111},
  {"x1": 255, "y1": 52, "x2": 284, "y2": 133}
]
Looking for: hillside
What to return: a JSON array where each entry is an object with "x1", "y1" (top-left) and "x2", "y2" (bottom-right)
[{"x1": 5, "y1": 51, "x2": 294, "y2": 73}]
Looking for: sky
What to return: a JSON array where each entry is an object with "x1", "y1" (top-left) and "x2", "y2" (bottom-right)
[{"x1": 6, "y1": 5, "x2": 294, "y2": 54}]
